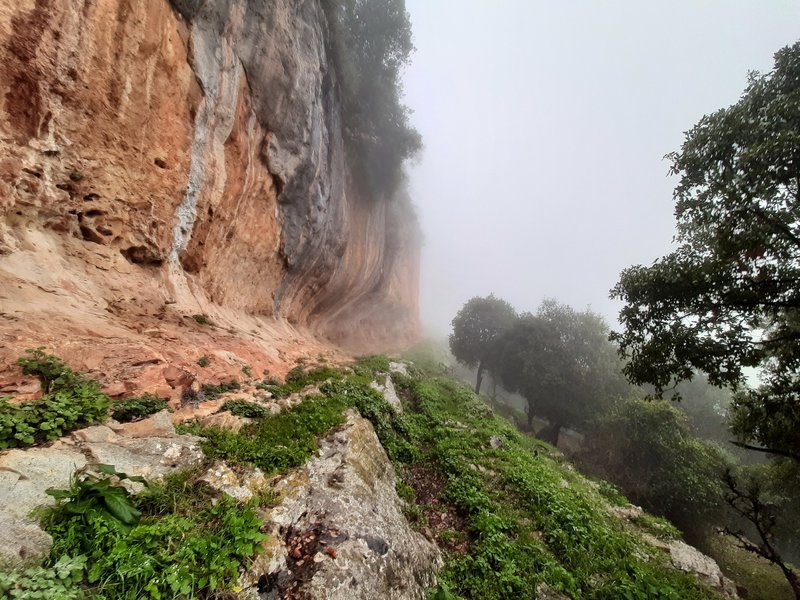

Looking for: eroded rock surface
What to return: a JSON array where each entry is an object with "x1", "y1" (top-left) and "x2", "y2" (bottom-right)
[
  {"x1": 242, "y1": 410, "x2": 442, "y2": 599},
  {"x1": 0, "y1": 0, "x2": 420, "y2": 396}
]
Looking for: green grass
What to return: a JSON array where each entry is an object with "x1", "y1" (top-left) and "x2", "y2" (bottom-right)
[
  {"x1": 382, "y1": 358, "x2": 727, "y2": 600},
  {"x1": 708, "y1": 534, "x2": 794, "y2": 600},
  {"x1": 188, "y1": 394, "x2": 349, "y2": 475},
  {"x1": 200, "y1": 380, "x2": 240, "y2": 400}
]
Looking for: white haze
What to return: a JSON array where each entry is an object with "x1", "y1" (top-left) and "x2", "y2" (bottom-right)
[{"x1": 402, "y1": 0, "x2": 800, "y2": 337}]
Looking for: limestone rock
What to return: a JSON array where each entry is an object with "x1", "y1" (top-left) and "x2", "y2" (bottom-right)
[
  {"x1": 199, "y1": 461, "x2": 268, "y2": 503},
  {"x1": 241, "y1": 410, "x2": 442, "y2": 599},
  {"x1": 369, "y1": 376, "x2": 402, "y2": 413},
  {"x1": 0, "y1": 515, "x2": 53, "y2": 567},
  {"x1": 109, "y1": 410, "x2": 176, "y2": 438},
  {"x1": 199, "y1": 410, "x2": 252, "y2": 432},
  {"x1": 0, "y1": 444, "x2": 87, "y2": 522}
]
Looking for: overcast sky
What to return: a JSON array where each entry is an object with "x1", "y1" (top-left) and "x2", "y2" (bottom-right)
[{"x1": 402, "y1": 0, "x2": 800, "y2": 337}]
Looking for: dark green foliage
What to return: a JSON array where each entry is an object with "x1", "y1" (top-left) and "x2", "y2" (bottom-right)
[
  {"x1": 1, "y1": 350, "x2": 110, "y2": 448},
  {"x1": 111, "y1": 394, "x2": 168, "y2": 423},
  {"x1": 580, "y1": 398, "x2": 731, "y2": 542},
  {"x1": 41, "y1": 469, "x2": 266, "y2": 599},
  {"x1": 0, "y1": 555, "x2": 87, "y2": 599},
  {"x1": 610, "y1": 42, "x2": 800, "y2": 462},
  {"x1": 221, "y1": 399, "x2": 270, "y2": 419},
  {"x1": 44, "y1": 465, "x2": 146, "y2": 530},
  {"x1": 449, "y1": 294, "x2": 517, "y2": 394},
  {"x1": 196, "y1": 355, "x2": 210, "y2": 368},
  {"x1": 191, "y1": 313, "x2": 213, "y2": 326},
  {"x1": 241, "y1": 365, "x2": 253, "y2": 378},
  {"x1": 494, "y1": 299, "x2": 629, "y2": 435},
  {"x1": 200, "y1": 379, "x2": 240, "y2": 400},
  {"x1": 193, "y1": 394, "x2": 348, "y2": 475},
  {"x1": 323, "y1": 0, "x2": 421, "y2": 198}
]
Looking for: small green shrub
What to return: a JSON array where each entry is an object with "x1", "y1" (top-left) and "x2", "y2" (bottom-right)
[
  {"x1": 191, "y1": 313, "x2": 214, "y2": 326},
  {"x1": 111, "y1": 394, "x2": 168, "y2": 423},
  {"x1": 44, "y1": 465, "x2": 146, "y2": 531},
  {"x1": 196, "y1": 355, "x2": 210, "y2": 368},
  {"x1": 0, "y1": 555, "x2": 87, "y2": 599},
  {"x1": 241, "y1": 365, "x2": 253, "y2": 378},
  {"x1": 1, "y1": 350, "x2": 110, "y2": 449},
  {"x1": 42, "y1": 469, "x2": 265, "y2": 599},
  {"x1": 221, "y1": 399, "x2": 270, "y2": 419},
  {"x1": 201, "y1": 380, "x2": 240, "y2": 400}
]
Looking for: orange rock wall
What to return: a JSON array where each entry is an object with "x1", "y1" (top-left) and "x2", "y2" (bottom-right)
[{"x1": 0, "y1": 0, "x2": 420, "y2": 384}]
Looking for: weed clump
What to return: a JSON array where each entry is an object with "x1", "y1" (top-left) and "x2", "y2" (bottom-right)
[
  {"x1": 0, "y1": 349, "x2": 110, "y2": 449},
  {"x1": 196, "y1": 355, "x2": 210, "y2": 368},
  {"x1": 111, "y1": 394, "x2": 168, "y2": 423},
  {"x1": 200, "y1": 380, "x2": 240, "y2": 400},
  {"x1": 221, "y1": 399, "x2": 270, "y2": 419}
]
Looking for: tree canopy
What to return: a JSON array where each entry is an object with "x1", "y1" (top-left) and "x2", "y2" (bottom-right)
[
  {"x1": 324, "y1": 0, "x2": 421, "y2": 198},
  {"x1": 495, "y1": 299, "x2": 627, "y2": 438},
  {"x1": 611, "y1": 42, "x2": 800, "y2": 462},
  {"x1": 449, "y1": 294, "x2": 517, "y2": 394}
]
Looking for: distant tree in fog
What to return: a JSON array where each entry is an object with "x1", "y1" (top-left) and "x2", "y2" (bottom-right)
[
  {"x1": 449, "y1": 295, "x2": 516, "y2": 394},
  {"x1": 495, "y1": 299, "x2": 627, "y2": 439}
]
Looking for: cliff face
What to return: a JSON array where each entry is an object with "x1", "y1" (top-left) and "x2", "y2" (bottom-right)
[{"x1": 0, "y1": 0, "x2": 420, "y2": 384}]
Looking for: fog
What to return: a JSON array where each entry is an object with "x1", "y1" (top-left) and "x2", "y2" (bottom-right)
[{"x1": 402, "y1": 0, "x2": 800, "y2": 336}]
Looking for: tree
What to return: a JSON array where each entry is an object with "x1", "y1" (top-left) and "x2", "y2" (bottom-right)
[
  {"x1": 495, "y1": 299, "x2": 627, "y2": 438},
  {"x1": 449, "y1": 295, "x2": 517, "y2": 394},
  {"x1": 323, "y1": 0, "x2": 422, "y2": 198},
  {"x1": 723, "y1": 466, "x2": 800, "y2": 600},
  {"x1": 610, "y1": 42, "x2": 800, "y2": 461}
]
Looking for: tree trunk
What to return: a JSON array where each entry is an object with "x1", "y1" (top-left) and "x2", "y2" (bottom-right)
[
  {"x1": 526, "y1": 400, "x2": 534, "y2": 431},
  {"x1": 541, "y1": 421, "x2": 563, "y2": 446},
  {"x1": 475, "y1": 361, "x2": 484, "y2": 394},
  {"x1": 491, "y1": 377, "x2": 497, "y2": 401}
]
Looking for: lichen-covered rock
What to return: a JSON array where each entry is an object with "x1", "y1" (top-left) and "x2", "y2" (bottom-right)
[{"x1": 242, "y1": 410, "x2": 442, "y2": 599}]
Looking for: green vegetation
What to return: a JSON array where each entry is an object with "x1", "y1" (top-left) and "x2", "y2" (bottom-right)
[
  {"x1": 1, "y1": 350, "x2": 110, "y2": 449},
  {"x1": 196, "y1": 355, "x2": 210, "y2": 368},
  {"x1": 38, "y1": 467, "x2": 266, "y2": 599},
  {"x1": 111, "y1": 394, "x2": 168, "y2": 423},
  {"x1": 190, "y1": 394, "x2": 349, "y2": 475},
  {"x1": 580, "y1": 398, "x2": 731, "y2": 542},
  {"x1": 324, "y1": 0, "x2": 421, "y2": 197},
  {"x1": 494, "y1": 299, "x2": 629, "y2": 437},
  {"x1": 375, "y1": 358, "x2": 724, "y2": 599},
  {"x1": 220, "y1": 398, "x2": 270, "y2": 419},
  {"x1": 710, "y1": 533, "x2": 795, "y2": 600},
  {"x1": 191, "y1": 314, "x2": 213, "y2": 326},
  {"x1": 0, "y1": 555, "x2": 87, "y2": 599},
  {"x1": 241, "y1": 365, "x2": 253, "y2": 379},
  {"x1": 200, "y1": 379, "x2": 240, "y2": 400},
  {"x1": 610, "y1": 42, "x2": 800, "y2": 595},
  {"x1": 256, "y1": 364, "x2": 342, "y2": 399},
  {"x1": 449, "y1": 294, "x2": 517, "y2": 394}
]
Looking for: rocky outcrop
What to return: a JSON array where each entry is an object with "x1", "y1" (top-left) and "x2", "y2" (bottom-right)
[
  {"x1": 242, "y1": 410, "x2": 442, "y2": 599},
  {"x1": 0, "y1": 0, "x2": 420, "y2": 393}
]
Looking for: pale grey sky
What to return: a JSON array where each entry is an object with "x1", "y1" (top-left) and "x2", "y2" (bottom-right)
[{"x1": 402, "y1": 0, "x2": 800, "y2": 336}]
